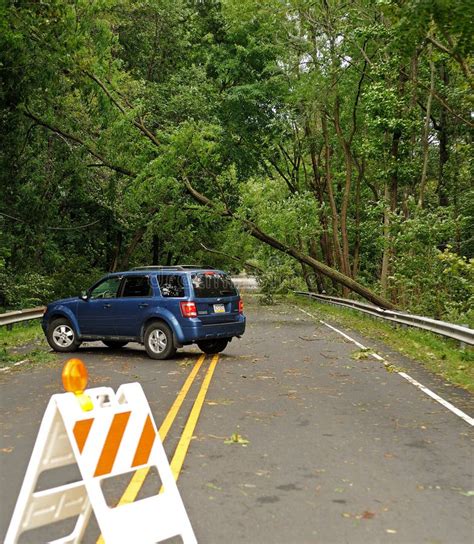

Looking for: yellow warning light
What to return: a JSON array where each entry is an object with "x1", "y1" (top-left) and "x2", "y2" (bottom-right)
[
  {"x1": 62, "y1": 358, "x2": 88, "y2": 393},
  {"x1": 62, "y1": 359, "x2": 93, "y2": 411}
]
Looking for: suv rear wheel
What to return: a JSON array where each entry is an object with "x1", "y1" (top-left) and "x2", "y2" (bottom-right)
[
  {"x1": 144, "y1": 322, "x2": 176, "y2": 360},
  {"x1": 47, "y1": 318, "x2": 80, "y2": 353},
  {"x1": 197, "y1": 339, "x2": 229, "y2": 354}
]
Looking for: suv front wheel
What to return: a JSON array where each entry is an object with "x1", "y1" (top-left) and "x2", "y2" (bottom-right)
[
  {"x1": 47, "y1": 318, "x2": 81, "y2": 353},
  {"x1": 144, "y1": 322, "x2": 176, "y2": 360}
]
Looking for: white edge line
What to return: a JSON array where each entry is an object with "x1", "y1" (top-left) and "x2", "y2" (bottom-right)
[
  {"x1": 398, "y1": 372, "x2": 474, "y2": 427},
  {"x1": 297, "y1": 306, "x2": 474, "y2": 427}
]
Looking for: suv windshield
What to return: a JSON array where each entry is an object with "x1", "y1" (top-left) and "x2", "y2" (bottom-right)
[{"x1": 191, "y1": 272, "x2": 237, "y2": 298}]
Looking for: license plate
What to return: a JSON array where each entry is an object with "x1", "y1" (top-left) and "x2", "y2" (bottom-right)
[{"x1": 213, "y1": 304, "x2": 225, "y2": 313}]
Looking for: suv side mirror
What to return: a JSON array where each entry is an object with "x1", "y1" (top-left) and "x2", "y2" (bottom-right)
[{"x1": 81, "y1": 290, "x2": 89, "y2": 301}]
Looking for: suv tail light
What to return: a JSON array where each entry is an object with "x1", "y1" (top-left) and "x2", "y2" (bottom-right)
[
  {"x1": 238, "y1": 299, "x2": 244, "y2": 314},
  {"x1": 180, "y1": 301, "x2": 197, "y2": 318}
]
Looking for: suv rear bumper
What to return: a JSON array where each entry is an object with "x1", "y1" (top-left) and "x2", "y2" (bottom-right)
[{"x1": 178, "y1": 316, "x2": 246, "y2": 344}]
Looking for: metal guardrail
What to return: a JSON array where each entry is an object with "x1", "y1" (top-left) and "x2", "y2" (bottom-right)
[
  {"x1": 295, "y1": 291, "x2": 474, "y2": 347},
  {"x1": 0, "y1": 307, "x2": 46, "y2": 328}
]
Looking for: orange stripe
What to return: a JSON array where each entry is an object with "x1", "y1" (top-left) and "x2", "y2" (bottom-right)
[
  {"x1": 131, "y1": 415, "x2": 156, "y2": 468},
  {"x1": 94, "y1": 412, "x2": 131, "y2": 477},
  {"x1": 73, "y1": 418, "x2": 94, "y2": 453}
]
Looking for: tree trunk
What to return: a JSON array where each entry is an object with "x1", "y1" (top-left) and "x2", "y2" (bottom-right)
[
  {"x1": 380, "y1": 182, "x2": 391, "y2": 297},
  {"x1": 308, "y1": 238, "x2": 331, "y2": 292},
  {"x1": 322, "y1": 114, "x2": 344, "y2": 277},
  {"x1": 152, "y1": 235, "x2": 160, "y2": 265},
  {"x1": 437, "y1": 61, "x2": 449, "y2": 206},
  {"x1": 299, "y1": 235, "x2": 324, "y2": 293},
  {"x1": 306, "y1": 120, "x2": 333, "y2": 270},
  {"x1": 380, "y1": 127, "x2": 401, "y2": 297},
  {"x1": 110, "y1": 231, "x2": 122, "y2": 272},
  {"x1": 333, "y1": 97, "x2": 354, "y2": 282},
  {"x1": 352, "y1": 159, "x2": 364, "y2": 277},
  {"x1": 120, "y1": 227, "x2": 146, "y2": 269},
  {"x1": 419, "y1": 45, "x2": 435, "y2": 208}
]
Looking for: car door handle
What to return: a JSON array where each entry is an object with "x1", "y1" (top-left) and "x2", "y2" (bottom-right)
[
  {"x1": 103, "y1": 304, "x2": 112, "y2": 309},
  {"x1": 139, "y1": 303, "x2": 149, "y2": 308}
]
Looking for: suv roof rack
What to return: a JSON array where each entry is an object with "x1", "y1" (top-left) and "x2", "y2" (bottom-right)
[
  {"x1": 131, "y1": 265, "x2": 215, "y2": 271},
  {"x1": 179, "y1": 265, "x2": 215, "y2": 270}
]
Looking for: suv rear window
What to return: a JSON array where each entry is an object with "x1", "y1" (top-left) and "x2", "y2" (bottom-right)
[
  {"x1": 157, "y1": 274, "x2": 185, "y2": 298},
  {"x1": 191, "y1": 272, "x2": 237, "y2": 298}
]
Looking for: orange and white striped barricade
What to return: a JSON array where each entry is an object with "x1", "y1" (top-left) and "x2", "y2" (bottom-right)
[{"x1": 5, "y1": 382, "x2": 197, "y2": 544}]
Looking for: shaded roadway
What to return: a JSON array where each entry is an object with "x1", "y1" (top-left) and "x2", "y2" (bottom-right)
[{"x1": 0, "y1": 298, "x2": 473, "y2": 543}]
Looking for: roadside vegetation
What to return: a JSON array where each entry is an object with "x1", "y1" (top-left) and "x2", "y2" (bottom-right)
[
  {"x1": 289, "y1": 294, "x2": 474, "y2": 393},
  {"x1": 0, "y1": 322, "x2": 57, "y2": 368},
  {"x1": 1, "y1": 1, "x2": 472, "y2": 323}
]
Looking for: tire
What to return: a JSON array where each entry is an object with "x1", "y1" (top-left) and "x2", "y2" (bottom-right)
[
  {"x1": 197, "y1": 339, "x2": 229, "y2": 354},
  {"x1": 103, "y1": 340, "x2": 128, "y2": 349},
  {"x1": 47, "y1": 318, "x2": 80, "y2": 353},
  {"x1": 144, "y1": 321, "x2": 176, "y2": 360}
]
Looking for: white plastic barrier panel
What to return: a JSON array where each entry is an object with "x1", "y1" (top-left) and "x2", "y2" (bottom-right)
[{"x1": 6, "y1": 382, "x2": 197, "y2": 544}]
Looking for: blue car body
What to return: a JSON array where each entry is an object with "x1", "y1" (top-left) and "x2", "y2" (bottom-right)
[{"x1": 42, "y1": 268, "x2": 246, "y2": 347}]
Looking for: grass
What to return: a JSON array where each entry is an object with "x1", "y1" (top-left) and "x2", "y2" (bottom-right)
[
  {"x1": 287, "y1": 293, "x2": 474, "y2": 393},
  {"x1": 0, "y1": 321, "x2": 57, "y2": 368}
]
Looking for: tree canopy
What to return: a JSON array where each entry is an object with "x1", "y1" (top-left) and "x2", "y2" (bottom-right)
[{"x1": 1, "y1": 0, "x2": 472, "y2": 323}]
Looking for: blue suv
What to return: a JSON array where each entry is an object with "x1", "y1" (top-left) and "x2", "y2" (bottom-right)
[{"x1": 42, "y1": 266, "x2": 246, "y2": 359}]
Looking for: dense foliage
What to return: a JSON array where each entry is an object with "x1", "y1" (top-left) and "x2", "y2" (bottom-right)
[{"x1": 1, "y1": 0, "x2": 472, "y2": 323}]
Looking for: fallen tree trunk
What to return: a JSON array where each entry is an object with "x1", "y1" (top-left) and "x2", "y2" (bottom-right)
[{"x1": 185, "y1": 179, "x2": 396, "y2": 309}]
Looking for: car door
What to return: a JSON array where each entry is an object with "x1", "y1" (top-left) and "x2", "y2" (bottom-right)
[
  {"x1": 112, "y1": 275, "x2": 153, "y2": 337},
  {"x1": 77, "y1": 276, "x2": 122, "y2": 336}
]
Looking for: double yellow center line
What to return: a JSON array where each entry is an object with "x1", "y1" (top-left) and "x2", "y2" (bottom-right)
[
  {"x1": 170, "y1": 354, "x2": 219, "y2": 479},
  {"x1": 96, "y1": 353, "x2": 219, "y2": 543}
]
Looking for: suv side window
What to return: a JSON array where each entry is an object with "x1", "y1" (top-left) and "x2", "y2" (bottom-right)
[
  {"x1": 157, "y1": 274, "x2": 185, "y2": 298},
  {"x1": 121, "y1": 276, "x2": 152, "y2": 298},
  {"x1": 89, "y1": 277, "x2": 121, "y2": 299}
]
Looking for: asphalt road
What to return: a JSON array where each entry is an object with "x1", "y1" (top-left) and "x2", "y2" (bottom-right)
[{"x1": 1, "y1": 298, "x2": 473, "y2": 543}]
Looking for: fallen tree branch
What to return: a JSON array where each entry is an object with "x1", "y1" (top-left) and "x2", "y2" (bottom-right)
[
  {"x1": 25, "y1": 93, "x2": 395, "y2": 308},
  {"x1": 0, "y1": 212, "x2": 101, "y2": 230},
  {"x1": 24, "y1": 111, "x2": 136, "y2": 177},
  {"x1": 183, "y1": 177, "x2": 396, "y2": 309},
  {"x1": 84, "y1": 71, "x2": 161, "y2": 148},
  {"x1": 199, "y1": 243, "x2": 264, "y2": 273}
]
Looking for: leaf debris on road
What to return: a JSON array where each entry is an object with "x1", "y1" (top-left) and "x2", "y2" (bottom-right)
[{"x1": 224, "y1": 433, "x2": 250, "y2": 446}]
